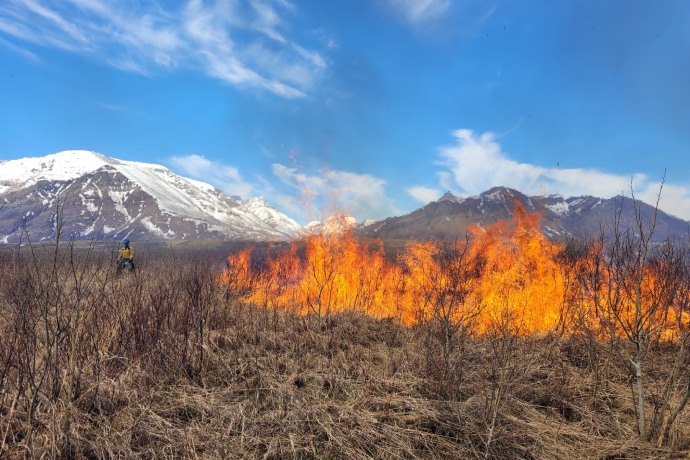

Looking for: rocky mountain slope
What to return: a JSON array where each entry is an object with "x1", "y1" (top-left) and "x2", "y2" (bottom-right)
[
  {"x1": 357, "y1": 187, "x2": 689, "y2": 243},
  {"x1": 2, "y1": 151, "x2": 687, "y2": 245},
  {"x1": 0, "y1": 150, "x2": 301, "y2": 243}
]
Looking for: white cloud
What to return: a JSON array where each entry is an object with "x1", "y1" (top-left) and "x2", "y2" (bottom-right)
[
  {"x1": 250, "y1": 0, "x2": 287, "y2": 43},
  {"x1": 383, "y1": 0, "x2": 451, "y2": 23},
  {"x1": 430, "y1": 128, "x2": 690, "y2": 220},
  {"x1": 182, "y1": 0, "x2": 325, "y2": 97},
  {"x1": 169, "y1": 154, "x2": 254, "y2": 198},
  {"x1": 0, "y1": 3, "x2": 89, "y2": 52},
  {"x1": 633, "y1": 182, "x2": 690, "y2": 222},
  {"x1": 407, "y1": 185, "x2": 442, "y2": 203},
  {"x1": 22, "y1": 0, "x2": 91, "y2": 44},
  {"x1": 0, "y1": 35, "x2": 41, "y2": 61},
  {"x1": 271, "y1": 163, "x2": 400, "y2": 221},
  {"x1": 0, "y1": 0, "x2": 326, "y2": 98}
]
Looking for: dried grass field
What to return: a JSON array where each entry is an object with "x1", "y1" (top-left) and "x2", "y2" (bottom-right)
[{"x1": 0, "y1": 234, "x2": 689, "y2": 459}]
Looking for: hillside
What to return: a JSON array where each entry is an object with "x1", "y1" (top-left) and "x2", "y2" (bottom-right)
[
  {"x1": 358, "y1": 187, "x2": 689, "y2": 244},
  {"x1": 0, "y1": 150, "x2": 300, "y2": 243}
]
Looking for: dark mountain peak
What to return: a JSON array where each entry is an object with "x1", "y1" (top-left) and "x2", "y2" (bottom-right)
[
  {"x1": 477, "y1": 187, "x2": 529, "y2": 205},
  {"x1": 356, "y1": 185, "x2": 689, "y2": 244},
  {"x1": 437, "y1": 191, "x2": 463, "y2": 203},
  {"x1": 482, "y1": 185, "x2": 515, "y2": 194}
]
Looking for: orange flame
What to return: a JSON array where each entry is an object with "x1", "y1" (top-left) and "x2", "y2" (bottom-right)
[
  {"x1": 220, "y1": 226, "x2": 407, "y2": 321},
  {"x1": 219, "y1": 203, "x2": 689, "y2": 338},
  {"x1": 467, "y1": 205, "x2": 567, "y2": 334}
]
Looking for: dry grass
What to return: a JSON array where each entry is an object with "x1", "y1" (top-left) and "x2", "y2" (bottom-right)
[{"x1": 0, "y1": 245, "x2": 689, "y2": 459}]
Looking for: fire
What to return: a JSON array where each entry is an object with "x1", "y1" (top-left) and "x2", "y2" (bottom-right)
[
  {"x1": 220, "y1": 221, "x2": 407, "y2": 322},
  {"x1": 574, "y1": 239, "x2": 690, "y2": 340},
  {"x1": 398, "y1": 239, "x2": 483, "y2": 328},
  {"x1": 219, "y1": 203, "x2": 689, "y2": 338},
  {"x1": 467, "y1": 205, "x2": 568, "y2": 333}
]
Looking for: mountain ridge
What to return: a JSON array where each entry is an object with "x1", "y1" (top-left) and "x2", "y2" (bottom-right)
[
  {"x1": 2, "y1": 152, "x2": 688, "y2": 244},
  {"x1": 357, "y1": 187, "x2": 689, "y2": 244},
  {"x1": 0, "y1": 150, "x2": 301, "y2": 243}
]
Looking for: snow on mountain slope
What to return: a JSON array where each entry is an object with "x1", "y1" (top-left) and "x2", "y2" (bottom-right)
[
  {"x1": 304, "y1": 215, "x2": 358, "y2": 235},
  {"x1": 0, "y1": 150, "x2": 111, "y2": 185},
  {"x1": 3, "y1": 151, "x2": 232, "y2": 221},
  {"x1": 0, "y1": 150, "x2": 301, "y2": 242}
]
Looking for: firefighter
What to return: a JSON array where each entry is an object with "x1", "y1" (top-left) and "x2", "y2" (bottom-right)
[{"x1": 117, "y1": 239, "x2": 135, "y2": 273}]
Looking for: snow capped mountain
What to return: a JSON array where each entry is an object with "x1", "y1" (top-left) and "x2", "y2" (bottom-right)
[
  {"x1": 3, "y1": 152, "x2": 686, "y2": 246},
  {"x1": 0, "y1": 150, "x2": 301, "y2": 243},
  {"x1": 304, "y1": 214, "x2": 358, "y2": 235}
]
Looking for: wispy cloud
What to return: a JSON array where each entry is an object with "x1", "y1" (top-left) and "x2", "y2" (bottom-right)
[
  {"x1": 169, "y1": 154, "x2": 254, "y2": 198},
  {"x1": 383, "y1": 0, "x2": 452, "y2": 23},
  {"x1": 406, "y1": 185, "x2": 442, "y2": 203},
  {"x1": 271, "y1": 163, "x2": 400, "y2": 222},
  {"x1": 167, "y1": 155, "x2": 399, "y2": 223},
  {"x1": 0, "y1": 3, "x2": 88, "y2": 52},
  {"x1": 413, "y1": 128, "x2": 690, "y2": 220},
  {"x1": 0, "y1": 0, "x2": 327, "y2": 98},
  {"x1": 0, "y1": 35, "x2": 41, "y2": 61}
]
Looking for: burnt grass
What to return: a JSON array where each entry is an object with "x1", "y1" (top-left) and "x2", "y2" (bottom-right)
[{"x1": 0, "y1": 244, "x2": 689, "y2": 459}]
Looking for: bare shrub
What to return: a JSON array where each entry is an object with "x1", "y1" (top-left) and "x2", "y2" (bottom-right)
[{"x1": 0, "y1": 232, "x2": 689, "y2": 458}]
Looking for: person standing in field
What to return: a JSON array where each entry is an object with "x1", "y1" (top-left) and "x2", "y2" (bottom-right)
[{"x1": 117, "y1": 239, "x2": 135, "y2": 274}]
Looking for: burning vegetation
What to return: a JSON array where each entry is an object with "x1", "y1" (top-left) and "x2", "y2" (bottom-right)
[
  {"x1": 217, "y1": 201, "x2": 690, "y2": 451},
  {"x1": 220, "y1": 203, "x2": 689, "y2": 339},
  {"x1": 1, "y1": 199, "x2": 690, "y2": 458}
]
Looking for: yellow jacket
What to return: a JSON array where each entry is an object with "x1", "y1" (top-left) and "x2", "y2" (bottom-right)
[{"x1": 118, "y1": 246, "x2": 134, "y2": 260}]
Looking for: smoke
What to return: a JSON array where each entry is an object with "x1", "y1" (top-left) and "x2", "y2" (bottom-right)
[{"x1": 271, "y1": 163, "x2": 400, "y2": 222}]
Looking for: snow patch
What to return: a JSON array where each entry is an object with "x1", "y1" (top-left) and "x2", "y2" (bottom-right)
[
  {"x1": 140, "y1": 217, "x2": 166, "y2": 237},
  {"x1": 81, "y1": 194, "x2": 98, "y2": 213},
  {"x1": 82, "y1": 220, "x2": 99, "y2": 236},
  {"x1": 545, "y1": 201, "x2": 569, "y2": 215},
  {"x1": 110, "y1": 191, "x2": 131, "y2": 218},
  {"x1": 486, "y1": 190, "x2": 504, "y2": 201}
]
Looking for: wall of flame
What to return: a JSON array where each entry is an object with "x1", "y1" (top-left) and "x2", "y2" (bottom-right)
[{"x1": 219, "y1": 205, "x2": 689, "y2": 338}]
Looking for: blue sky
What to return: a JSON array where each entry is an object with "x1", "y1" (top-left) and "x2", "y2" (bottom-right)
[{"x1": 1, "y1": 0, "x2": 689, "y2": 223}]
